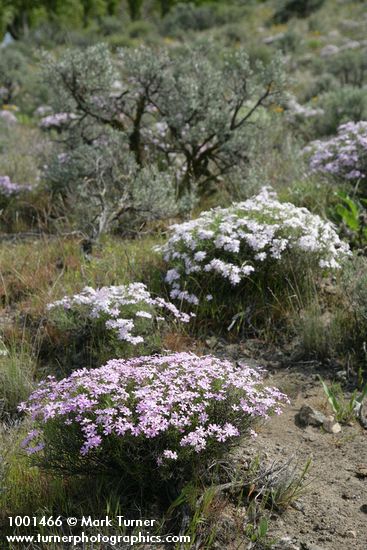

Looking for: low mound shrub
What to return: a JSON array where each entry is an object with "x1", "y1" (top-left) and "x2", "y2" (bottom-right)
[
  {"x1": 310, "y1": 87, "x2": 367, "y2": 137},
  {"x1": 159, "y1": 188, "x2": 349, "y2": 331},
  {"x1": 304, "y1": 121, "x2": 367, "y2": 185},
  {"x1": 20, "y1": 352, "x2": 287, "y2": 496},
  {"x1": 45, "y1": 283, "x2": 192, "y2": 371},
  {"x1": 161, "y1": 2, "x2": 240, "y2": 35},
  {"x1": 323, "y1": 48, "x2": 367, "y2": 89}
]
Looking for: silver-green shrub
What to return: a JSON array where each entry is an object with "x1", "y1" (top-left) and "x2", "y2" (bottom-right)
[
  {"x1": 45, "y1": 131, "x2": 182, "y2": 239},
  {"x1": 41, "y1": 42, "x2": 285, "y2": 235},
  {"x1": 0, "y1": 47, "x2": 27, "y2": 106}
]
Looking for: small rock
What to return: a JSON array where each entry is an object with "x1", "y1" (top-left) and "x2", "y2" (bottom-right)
[
  {"x1": 302, "y1": 426, "x2": 317, "y2": 442},
  {"x1": 300, "y1": 543, "x2": 325, "y2": 550},
  {"x1": 273, "y1": 537, "x2": 300, "y2": 550},
  {"x1": 313, "y1": 521, "x2": 336, "y2": 534},
  {"x1": 360, "y1": 504, "x2": 367, "y2": 514},
  {"x1": 295, "y1": 405, "x2": 326, "y2": 428},
  {"x1": 355, "y1": 464, "x2": 367, "y2": 478},
  {"x1": 205, "y1": 336, "x2": 218, "y2": 349},
  {"x1": 323, "y1": 416, "x2": 342, "y2": 434},
  {"x1": 224, "y1": 344, "x2": 240, "y2": 358},
  {"x1": 291, "y1": 501, "x2": 305, "y2": 513},
  {"x1": 342, "y1": 491, "x2": 358, "y2": 501},
  {"x1": 345, "y1": 530, "x2": 357, "y2": 538}
]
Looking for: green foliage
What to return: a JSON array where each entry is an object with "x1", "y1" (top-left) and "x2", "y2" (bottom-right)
[
  {"x1": 319, "y1": 376, "x2": 367, "y2": 424},
  {"x1": 339, "y1": 255, "x2": 367, "y2": 368},
  {"x1": 325, "y1": 48, "x2": 367, "y2": 88},
  {"x1": 312, "y1": 87, "x2": 367, "y2": 137},
  {"x1": 0, "y1": 46, "x2": 27, "y2": 105},
  {"x1": 160, "y1": 1, "x2": 241, "y2": 35},
  {"x1": 0, "y1": 236, "x2": 164, "y2": 313},
  {"x1": 0, "y1": 0, "x2": 248, "y2": 40},
  {"x1": 245, "y1": 516, "x2": 272, "y2": 547},
  {"x1": 295, "y1": 301, "x2": 348, "y2": 361},
  {"x1": 300, "y1": 73, "x2": 338, "y2": 104},
  {"x1": 42, "y1": 42, "x2": 284, "y2": 207},
  {"x1": 273, "y1": 0, "x2": 325, "y2": 24},
  {"x1": 169, "y1": 485, "x2": 219, "y2": 549},
  {"x1": 0, "y1": 341, "x2": 35, "y2": 420},
  {"x1": 0, "y1": 122, "x2": 51, "y2": 233},
  {"x1": 127, "y1": 0, "x2": 144, "y2": 20},
  {"x1": 0, "y1": 425, "x2": 68, "y2": 521},
  {"x1": 45, "y1": 133, "x2": 184, "y2": 240},
  {"x1": 333, "y1": 192, "x2": 367, "y2": 249},
  {"x1": 0, "y1": 0, "x2": 120, "y2": 39},
  {"x1": 335, "y1": 195, "x2": 360, "y2": 232},
  {"x1": 127, "y1": 19, "x2": 157, "y2": 38},
  {"x1": 276, "y1": 27, "x2": 301, "y2": 53},
  {"x1": 244, "y1": 454, "x2": 311, "y2": 514},
  {"x1": 2, "y1": 0, "x2": 367, "y2": 542},
  {"x1": 291, "y1": 251, "x2": 367, "y2": 371},
  {"x1": 37, "y1": 41, "x2": 285, "y2": 241},
  {"x1": 283, "y1": 178, "x2": 339, "y2": 219}
]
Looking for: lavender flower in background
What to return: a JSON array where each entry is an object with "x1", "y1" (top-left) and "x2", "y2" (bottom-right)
[
  {"x1": 304, "y1": 121, "x2": 367, "y2": 182},
  {"x1": 40, "y1": 112, "x2": 77, "y2": 130},
  {"x1": 19, "y1": 352, "x2": 288, "y2": 464},
  {"x1": 0, "y1": 175, "x2": 32, "y2": 196},
  {"x1": 320, "y1": 44, "x2": 340, "y2": 57}
]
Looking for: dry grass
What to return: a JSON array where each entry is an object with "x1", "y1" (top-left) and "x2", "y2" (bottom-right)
[{"x1": 0, "y1": 234, "x2": 165, "y2": 316}]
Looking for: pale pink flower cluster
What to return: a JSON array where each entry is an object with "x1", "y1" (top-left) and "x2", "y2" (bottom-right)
[
  {"x1": 40, "y1": 112, "x2": 77, "y2": 129},
  {"x1": 47, "y1": 282, "x2": 192, "y2": 345},
  {"x1": 159, "y1": 188, "x2": 350, "y2": 304},
  {"x1": 19, "y1": 353, "x2": 288, "y2": 464},
  {"x1": 304, "y1": 121, "x2": 367, "y2": 182},
  {"x1": 0, "y1": 175, "x2": 32, "y2": 196}
]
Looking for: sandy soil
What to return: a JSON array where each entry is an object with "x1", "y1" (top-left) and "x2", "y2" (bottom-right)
[{"x1": 243, "y1": 352, "x2": 367, "y2": 550}]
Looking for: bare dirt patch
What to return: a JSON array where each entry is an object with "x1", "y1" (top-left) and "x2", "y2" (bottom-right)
[
  {"x1": 253, "y1": 365, "x2": 366, "y2": 549},
  {"x1": 211, "y1": 340, "x2": 367, "y2": 549}
]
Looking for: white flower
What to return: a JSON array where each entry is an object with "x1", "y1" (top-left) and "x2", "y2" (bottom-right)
[
  {"x1": 159, "y1": 188, "x2": 350, "y2": 307},
  {"x1": 194, "y1": 251, "x2": 207, "y2": 261},
  {"x1": 165, "y1": 269, "x2": 180, "y2": 283},
  {"x1": 135, "y1": 311, "x2": 153, "y2": 319},
  {"x1": 255, "y1": 252, "x2": 267, "y2": 261},
  {"x1": 47, "y1": 282, "x2": 192, "y2": 344}
]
